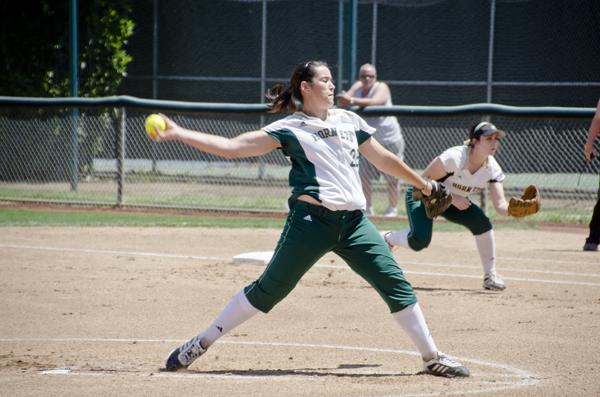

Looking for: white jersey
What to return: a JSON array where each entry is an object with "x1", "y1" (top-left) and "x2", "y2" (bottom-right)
[
  {"x1": 437, "y1": 145, "x2": 505, "y2": 198},
  {"x1": 263, "y1": 109, "x2": 375, "y2": 211}
]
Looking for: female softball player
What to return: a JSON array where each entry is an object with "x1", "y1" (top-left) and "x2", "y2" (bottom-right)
[
  {"x1": 385, "y1": 122, "x2": 512, "y2": 290},
  {"x1": 149, "y1": 61, "x2": 469, "y2": 377}
]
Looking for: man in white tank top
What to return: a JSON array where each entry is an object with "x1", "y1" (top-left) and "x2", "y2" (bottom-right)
[{"x1": 337, "y1": 63, "x2": 405, "y2": 217}]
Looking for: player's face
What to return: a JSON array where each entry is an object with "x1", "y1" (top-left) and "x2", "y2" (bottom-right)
[
  {"x1": 304, "y1": 66, "x2": 335, "y2": 109},
  {"x1": 477, "y1": 134, "x2": 501, "y2": 155}
]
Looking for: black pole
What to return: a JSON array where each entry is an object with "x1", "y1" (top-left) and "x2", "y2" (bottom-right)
[{"x1": 69, "y1": 0, "x2": 79, "y2": 191}]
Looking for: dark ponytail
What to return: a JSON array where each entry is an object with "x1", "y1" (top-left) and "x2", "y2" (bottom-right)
[
  {"x1": 266, "y1": 84, "x2": 295, "y2": 113},
  {"x1": 266, "y1": 61, "x2": 328, "y2": 113}
]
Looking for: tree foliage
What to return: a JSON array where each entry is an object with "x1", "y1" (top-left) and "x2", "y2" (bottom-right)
[{"x1": 0, "y1": 0, "x2": 134, "y2": 97}]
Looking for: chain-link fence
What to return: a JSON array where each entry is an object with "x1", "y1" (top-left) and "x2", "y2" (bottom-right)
[{"x1": 0, "y1": 97, "x2": 597, "y2": 225}]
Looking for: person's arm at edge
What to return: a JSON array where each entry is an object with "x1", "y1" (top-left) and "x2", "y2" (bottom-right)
[{"x1": 584, "y1": 99, "x2": 600, "y2": 161}]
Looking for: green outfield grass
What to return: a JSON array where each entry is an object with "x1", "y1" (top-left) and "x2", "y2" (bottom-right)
[
  {"x1": 0, "y1": 207, "x2": 285, "y2": 228},
  {"x1": 0, "y1": 207, "x2": 540, "y2": 232},
  {"x1": 1, "y1": 166, "x2": 596, "y2": 226},
  {"x1": 0, "y1": 187, "x2": 289, "y2": 211}
]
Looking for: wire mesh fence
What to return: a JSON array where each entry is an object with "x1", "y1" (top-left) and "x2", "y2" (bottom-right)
[{"x1": 0, "y1": 99, "x2": 597, "y2": 225}]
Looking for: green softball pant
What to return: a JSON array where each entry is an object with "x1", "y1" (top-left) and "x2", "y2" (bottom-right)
[
  {"x1": 405, "y1": 186, "x2": 493, "y2": 251},
  {"x1": 244, "y1": 200, "x2": 417, "y2": 314}
]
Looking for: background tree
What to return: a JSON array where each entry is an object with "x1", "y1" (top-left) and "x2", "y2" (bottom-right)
[
  {"x1": 0, "y1": 1, "x2": 134, "y2": 183},
  {"x1": 0, "y1": 1, "x2": 134, "y2": 97}
]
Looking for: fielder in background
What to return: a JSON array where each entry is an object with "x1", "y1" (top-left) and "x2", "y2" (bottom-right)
[
  {"x1": 582, "y1": 98, "x2": 600, "y2": 252},
  {"x1": 336, "y1": 63, "x2": 405, "y2": 217},
  {"x1": 385, "y1": 122, "x2": 540, "y2": 291},
  {"x1": 148, "y1": 61, "x2": 469, "y2": 378}
]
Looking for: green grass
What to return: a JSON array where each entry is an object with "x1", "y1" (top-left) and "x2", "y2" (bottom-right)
[
  {"x1": 0, "y1": 188, "x2": 117, "y2": 203},
  {"x1": 2, "y1": 189, "x2": 591, "y2": 225},
  {"x1": 2, "y1": 171, "x2": 596, "y2": 224},
  {"x1": 125, "y1": 193, "x2": 287, "y2": 210},
  {"x1": 0, "y1": 208, "x2": 286, "y2": 228},
  {"x1": 0, "y1": 207, "x2": 540, "y2": 232},
  {"x1": 0, "y1": 189, "x2": 288, "y2": 211}
]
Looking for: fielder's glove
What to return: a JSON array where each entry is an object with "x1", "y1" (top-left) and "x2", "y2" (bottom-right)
[
  {"x1": 412, "y1": 181, "x2": 452, "y2": 219},
  {"x1": 508, "y1": 185, "x2": 541, "y2": 217}
]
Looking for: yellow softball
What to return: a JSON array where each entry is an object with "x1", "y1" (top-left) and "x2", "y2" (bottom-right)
[{"x1": 145, "y1": 114, "x2": 166, "y2": 140}]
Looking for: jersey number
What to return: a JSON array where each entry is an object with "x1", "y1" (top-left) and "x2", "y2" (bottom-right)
[{"x1": 349, "y1": 149, "x2": 359, "y2": 167}]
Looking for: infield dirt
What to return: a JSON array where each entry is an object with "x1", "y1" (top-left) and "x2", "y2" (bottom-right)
[{"x1": 0, "y1": 226, "x2": 598, "y2": 396}]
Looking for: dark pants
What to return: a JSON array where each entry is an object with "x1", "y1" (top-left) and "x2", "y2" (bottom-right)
[
  {"x1": 586, "y1": 187, "x2": 600, "y2": 244},
  {"x1": 244, "y1": 200, "x2": 417, "y2": 314},
  {"x1": 405, "y1": 186, "x2": 493, "y2": 251}
]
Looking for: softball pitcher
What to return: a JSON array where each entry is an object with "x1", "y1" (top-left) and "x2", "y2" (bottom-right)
[
  {"x1": 148, "y1": 61, "x2": 469, "y2": 378},
  {"x1": 385, "y1": 122, "x2": 536, "y2": 290}
]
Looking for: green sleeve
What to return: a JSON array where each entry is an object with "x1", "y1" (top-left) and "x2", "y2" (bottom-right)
[{"x1": 356, "y1": 129, "x2": 372, "y2": 145}]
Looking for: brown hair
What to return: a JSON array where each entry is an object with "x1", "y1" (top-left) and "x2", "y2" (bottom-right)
[{"x1": 266, "y1": 61, "x2": 328, "y2": 113}]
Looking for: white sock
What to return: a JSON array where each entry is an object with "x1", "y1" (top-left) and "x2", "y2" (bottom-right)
[
  {"x1": 386, "y1": 229, "x2": 410, "y2": 248},
  {"x1": 198, "y1": 289, "x2": 259, "y2": 348},
  {"x1": 475, "y1": 229, "x2": 496, "y2": 275},
  {"x1": 392, "y1": 302, "x2": 438, "y2": 361}
]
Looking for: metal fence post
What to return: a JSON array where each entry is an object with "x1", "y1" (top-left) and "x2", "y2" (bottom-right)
[
  {"x1": 481, "y1": 0, "x2": 497, "y2": 214},
  {"x1": 486, "y1": 0, "x2": 497, "y2": 104},
  {"x1": 69, "y1": 0, "x2": 79, "y2": 192},
  {"x1": 258, "y1": 0, "x2": 268, "y2": 180},
  {"x1": 347, "y1": 0, "x2": 358, "y2": 87},
  {"x1": 337, "y1": 0, "x2": 344, "y2": 86},
  {"x1": 151, "y1": 0, "x2": 159, "y2": 174},
  {"x1": 371, "y1": 1, "x2": 378, "y2": 65},
  {"x1": 70, "y1": 109, "x2": 79, "y2": 192},
  {"x1": 116, "y1": 107, "x2": 126, "y2": 207}
]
